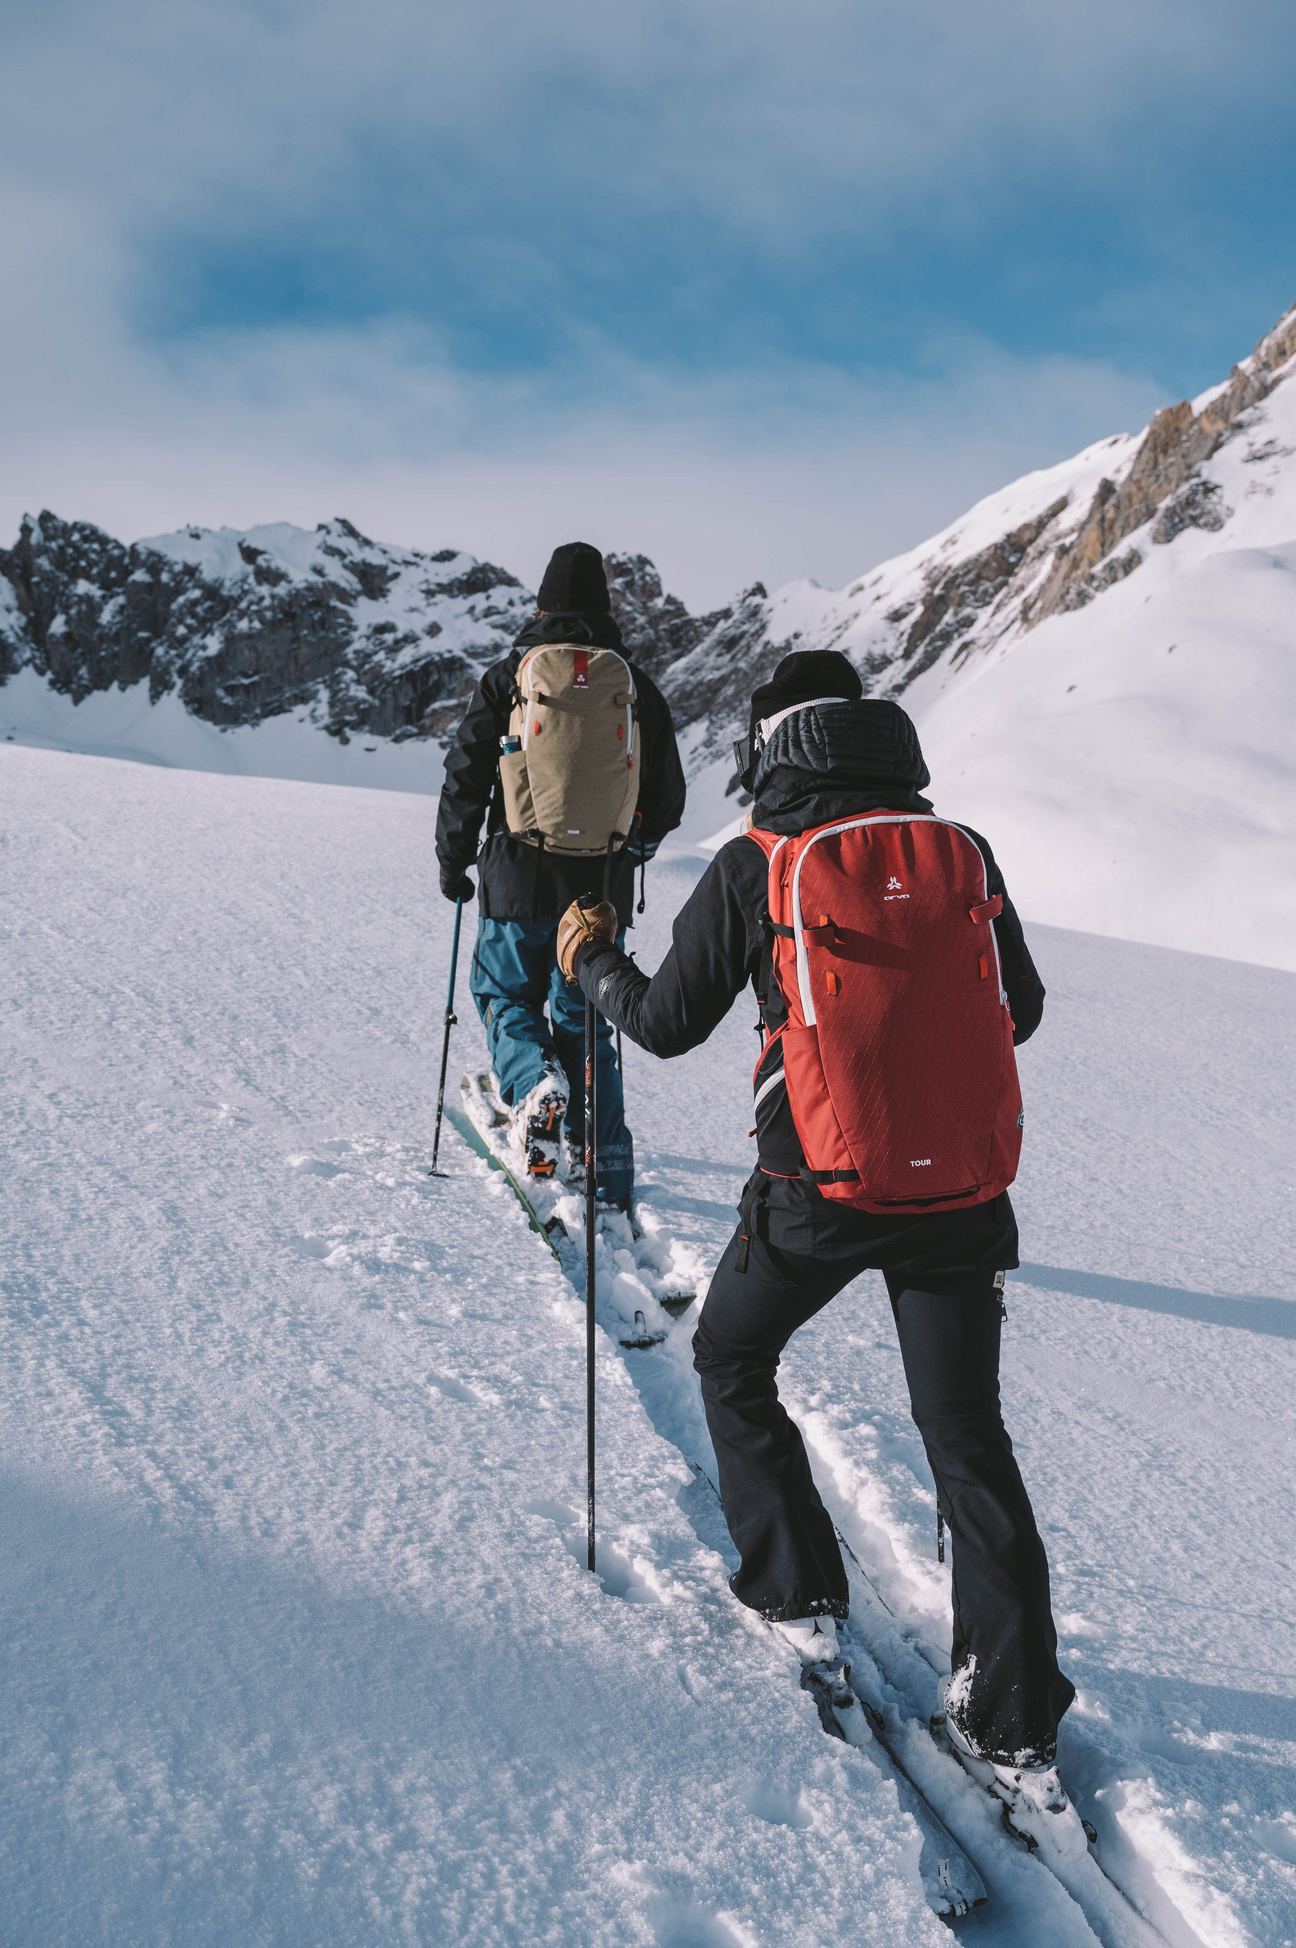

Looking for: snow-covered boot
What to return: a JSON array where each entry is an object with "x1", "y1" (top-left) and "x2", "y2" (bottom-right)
[
  {"x1": 769, "y1": 1613, "x2": 840, "y2": 1664},
  {"x1": 510, "y1": 1068, "x2": 568, "y2": 1179},
  {"x1": 768, "y1": 1613, "x2": 871, "y2": 1746},
  {"x1": 937, "y1": 1678, "x2": 1090, "y2": 1858}
]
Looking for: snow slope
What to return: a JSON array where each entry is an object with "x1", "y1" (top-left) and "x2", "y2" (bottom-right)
[
  {"x1": 0, "y1": 663, "x2": 450, "y2": 793},
  {"x1": 2, "y1": 743, "x2": 1293, "y2": 1945},
  {"x1": 896, "y1": 347, "x2": 1296, "y2": 972},
  {"x1": 678, "y1": 303, "x2": 1296, "y2": 972}
]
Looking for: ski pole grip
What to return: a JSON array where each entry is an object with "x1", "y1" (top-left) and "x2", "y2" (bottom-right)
[{"x1": 560, "y1": 896, "x2": 617, "y2": 981}]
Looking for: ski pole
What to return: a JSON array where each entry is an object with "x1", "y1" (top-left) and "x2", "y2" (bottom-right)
[
  {"x1": 429, "y1": 897, "x2": 464, "y2": 1177},
  {"x1": 585, "y1": 986, "x2": 598, "y2": 1573}
]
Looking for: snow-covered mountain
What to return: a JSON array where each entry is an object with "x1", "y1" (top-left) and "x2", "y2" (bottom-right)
[
  {"x1": 0, "y1": 514, "x2": 535, "y2": 746},
  {"x1": 0, "y1": 515, "x2": 713, "y2": 788},
  {"x1": 3, "y1": 301, "x2": 1293, "y2": 964},
  {"x1": 673, "y1": 301, "x2": 1296, "y2": 972},
  {"x1": 667, "y1": 301, "x2": 1296, "y2": 755}
]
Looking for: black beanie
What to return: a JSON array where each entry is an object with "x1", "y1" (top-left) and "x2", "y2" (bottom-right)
[
  {"x1": 749, "y1": 649, "x2": 862, "y2": 751},
  {"x1": 537, "y1": 541, "x2": 610, "y2": 616}
]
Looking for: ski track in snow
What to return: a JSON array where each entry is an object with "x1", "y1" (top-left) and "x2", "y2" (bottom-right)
[{"x1": 2, "y1": 745, "x2": 1294, "y2": 1947}]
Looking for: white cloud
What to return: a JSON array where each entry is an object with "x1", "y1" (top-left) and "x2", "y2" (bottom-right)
[
  {"x1": 10, "y1": 0, "x2": 1269, "y2": 604},
  {"x1": 0, "y1": 182, "x2": 1162, "y2": 607},
  {"x1": 7, "y1": 0, "x2": 1290, "y2": 254}
]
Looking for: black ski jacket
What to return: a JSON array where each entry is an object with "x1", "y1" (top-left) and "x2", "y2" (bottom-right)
[
  {"x1": 435, "y1": 611, "x2": 686, "y2": 926},
  {"x1": 572, "y1": 706, "x2": 1046, "y2": 1265}
]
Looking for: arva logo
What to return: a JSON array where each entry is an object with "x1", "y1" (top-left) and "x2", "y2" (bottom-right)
[{"x1": 883, "y1": 873, "x2": 909, "y2": 903}]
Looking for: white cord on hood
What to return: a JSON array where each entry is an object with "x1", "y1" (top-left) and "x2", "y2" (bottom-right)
[{"x1": 756, "y1": 696, "x2": 852, "y2": 747}]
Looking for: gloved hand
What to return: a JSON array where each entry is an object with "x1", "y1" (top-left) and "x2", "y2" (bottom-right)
[
  {"x1": 557, "y1": 898, "x2": 617, "y2": 982},
  {"x1": 440, "y1": 865, "x2": 474, "y2": 905}
]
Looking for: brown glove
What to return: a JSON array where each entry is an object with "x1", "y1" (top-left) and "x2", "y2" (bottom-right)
[{"x1": 557, "y1": 898, "x2": 617, "y2": 982}]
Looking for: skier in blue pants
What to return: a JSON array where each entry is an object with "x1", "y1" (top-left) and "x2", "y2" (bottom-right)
[
  {"x1": 435, "y1": 541, "x2": 685, "y2": 1209},
  {"x1": 469, "y1": 916, "x2": 634, "y2": 1205}
]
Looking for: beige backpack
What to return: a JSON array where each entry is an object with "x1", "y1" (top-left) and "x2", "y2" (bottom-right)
[{"x1": 499, "y1": 643, "x2": 641, "y2": 855}]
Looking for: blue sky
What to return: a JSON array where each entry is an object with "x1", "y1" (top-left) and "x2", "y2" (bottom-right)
[{"x1": 3, "y1": 0, "x2": 1294, "y2": 605}]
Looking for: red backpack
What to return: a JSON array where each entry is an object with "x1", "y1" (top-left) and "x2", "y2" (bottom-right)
[{"x1": 749, "y1": 813, "x2": 1022, "y2": 1213}]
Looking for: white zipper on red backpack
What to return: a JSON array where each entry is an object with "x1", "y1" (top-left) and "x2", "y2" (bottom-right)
[{"x1": 788, "y1": 815, "x2": 1004, "y2": 1026}]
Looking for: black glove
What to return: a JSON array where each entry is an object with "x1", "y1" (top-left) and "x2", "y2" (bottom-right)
[{"x1": 440, "y1": 865, "x2": 474, "y2": 905}]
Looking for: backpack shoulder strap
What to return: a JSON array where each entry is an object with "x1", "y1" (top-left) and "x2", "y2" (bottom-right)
[
  {"x1": 745, "y1": 822, "x2": 783, "y2": 862},
  {"x1": 746, "y1": 826, "x2": 794, "y2": 1016}
]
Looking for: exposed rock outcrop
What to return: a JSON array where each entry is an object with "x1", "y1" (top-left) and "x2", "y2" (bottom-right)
[
  {"x1": 657, "y1": 583, "x2": 783, "y2": 763},
  {"x1": 0, "y1": 514, "x2": 533, "y2": 741},
  {"x1": 0, "y1": 518, "x2": 726, "y2": 743},
  {"x1": 604, "y1": 553, "x2": 723, "y2": 680},
  {"x1": 892, "y1": 498, "x2": 1069, "y2": 677},
  {"x1": 1026, "y1": 302, "x2": 1296, "y2": 621}
]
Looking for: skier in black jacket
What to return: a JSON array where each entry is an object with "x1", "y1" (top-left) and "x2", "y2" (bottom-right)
[
  {"x1": 558, "y1": 648, "x2": 1083, "y2": 1851},
  {"x1": 436, "y1": 542, "x2": 686, "y2": 1208}
]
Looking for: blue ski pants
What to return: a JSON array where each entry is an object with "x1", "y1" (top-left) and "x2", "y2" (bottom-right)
[{"x1": 468, "y1": 916, "x2": 634, "y2": 1206}]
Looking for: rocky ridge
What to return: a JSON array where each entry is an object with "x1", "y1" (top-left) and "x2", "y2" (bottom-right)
[
  {"x1": 1027, "y1": 302, "x2": 1296, "y2": 622},
  {"x1": 602, "y1": 552, "x2": 728, "y2": 681},
  {"x1": 658, "y1": 297, "x2": 1296, "y2": 786},
  {"x1": 0, "y1": 515, "x2": 538, "y2": 744},
  {"x1": 0, "y1": 519, "x2": 724, "y2": 746}
]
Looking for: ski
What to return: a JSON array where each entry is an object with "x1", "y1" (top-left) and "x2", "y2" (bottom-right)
[
  {"x1": 451, "y1": 1074, "x2": 696, "y2": 1347},
  {"x1": 452, "y1": 1082, "x2": 1163, "y2": 1934},
  {"x1": 687, "y1": 1464, "x2": 986, "y2": 1921},
  {"x1": 443, "y1": 1095, "x2": 566, "y2": 1260},
  {"x1": 834, "y1": 1554, "x2": 1172, "y2": 1945}
]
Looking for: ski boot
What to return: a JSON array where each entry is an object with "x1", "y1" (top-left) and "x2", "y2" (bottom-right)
[
  {"x1": 511, "y1": 1069, "x2": 568, "y2": 1179},
  {"x1": 768, "y1": 1614, "x2": 871, "y2": 1746},
  {"x1": 935, "y1": 1679, "x2": 1092, "y2": 1858},
  {"x1": 770, "y1": 1614, "x2": 841, "y2": 1663}
]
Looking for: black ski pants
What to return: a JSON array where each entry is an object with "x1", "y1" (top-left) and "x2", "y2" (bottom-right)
[{"x1": 692, "y1": 1227, "x2": 1075, "y2": 1763}]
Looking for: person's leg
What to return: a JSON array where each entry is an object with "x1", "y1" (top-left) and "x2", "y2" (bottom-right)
[
  {"x1": 548, "y1": 933, "x2": 633, "y2": 1206},
  {"x1": 885, "y1": 1276, "x2": 1075, "y2": 1763},
  {"x1": 693, "y1": 1223, "x2": 866, "y2": 1620},
  {"x1": 468, "y1": 918, "x2": 561, "y2": 1106}
]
